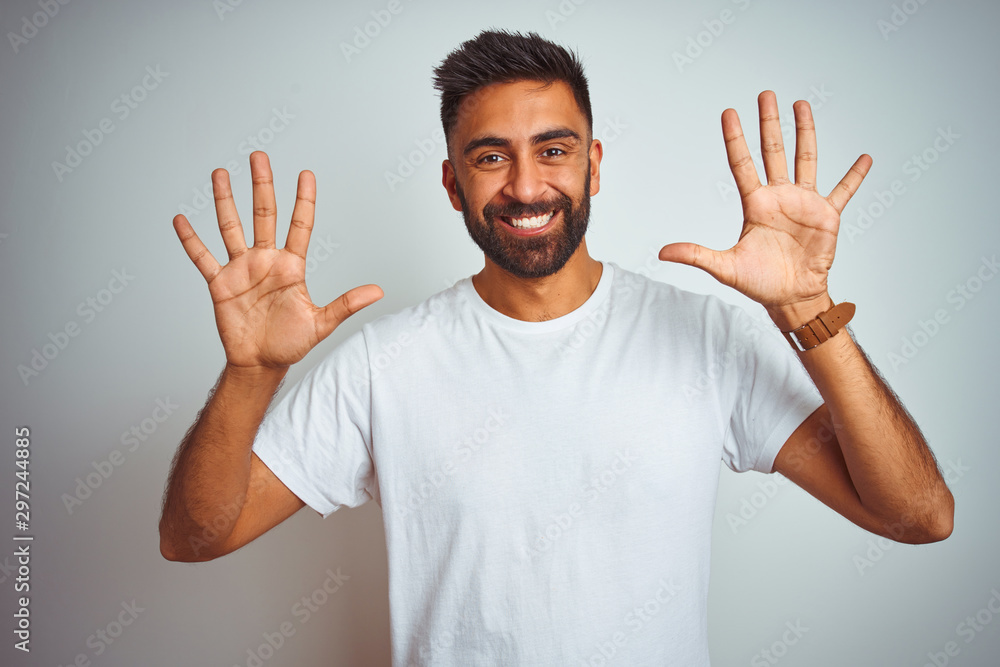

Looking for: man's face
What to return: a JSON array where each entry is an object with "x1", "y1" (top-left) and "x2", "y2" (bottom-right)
[{"x1": 442, "y1": 79, "x2": 602, "y2": 279}]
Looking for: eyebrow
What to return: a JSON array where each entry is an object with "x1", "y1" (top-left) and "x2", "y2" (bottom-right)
[{"x1": 462, "y1": 128, "x2": 582, "y2": 156}]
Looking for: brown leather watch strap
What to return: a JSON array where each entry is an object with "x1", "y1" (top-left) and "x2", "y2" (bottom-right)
[{"x1": 781, "y1": 302, "x2": 856, "y2": 352}]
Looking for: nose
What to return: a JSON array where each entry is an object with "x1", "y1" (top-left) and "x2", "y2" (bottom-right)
[{"x1": 502, "y1": 157, "x2": 547, "y2": 204}]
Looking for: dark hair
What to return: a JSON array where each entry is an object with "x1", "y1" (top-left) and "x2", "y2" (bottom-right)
[{"x1": 432, "y1": 29, "x2": 593, "y2": 150}]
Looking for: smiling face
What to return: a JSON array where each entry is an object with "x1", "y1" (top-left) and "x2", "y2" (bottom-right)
[{"x1": 442, "y1": 79, "x2": 602, "y2": 279}]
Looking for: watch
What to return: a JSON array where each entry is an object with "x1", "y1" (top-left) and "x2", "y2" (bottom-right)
[{"x1": 781, "y1": 302, "x2": 856, "y2": 352}]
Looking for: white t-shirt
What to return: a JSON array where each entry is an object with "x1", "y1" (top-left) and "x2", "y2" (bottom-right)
[{"x1": 251, "y1": 261, "x2": 823, "y2": 666}]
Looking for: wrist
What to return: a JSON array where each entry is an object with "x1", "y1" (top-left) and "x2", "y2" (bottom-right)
[
  {"x1": 222, "y1": 362, "x2": 289, "y2": 388},
  {"x1": 765, "y1": 293, "x2": 835, "y2": 332}
]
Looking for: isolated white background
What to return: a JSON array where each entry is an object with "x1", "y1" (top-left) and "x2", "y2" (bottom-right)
[{"x1": 1, "y1": 0, "x2": 997, "y2": 665}]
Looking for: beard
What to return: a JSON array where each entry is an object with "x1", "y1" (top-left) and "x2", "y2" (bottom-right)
[{"x1": 455, "y1": 167, "x2": 591, "y2": 279}]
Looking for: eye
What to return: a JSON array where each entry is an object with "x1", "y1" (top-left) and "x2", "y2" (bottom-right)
[
  {"x1": 541, "y1": 147, "x2": 566, "y2": 158},
  {"x1": 478, "y1": 153, "x2": 506, "y2": 165}
]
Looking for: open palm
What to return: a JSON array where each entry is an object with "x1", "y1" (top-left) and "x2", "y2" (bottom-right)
[
  {"x1": 172, "y1": 152, "x2": 383, "y2": 369},
  {"x1": 659, "y1": 91, "x2": 871, "y2": 311}
]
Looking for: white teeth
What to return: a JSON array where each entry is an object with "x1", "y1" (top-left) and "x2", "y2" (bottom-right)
[{"x1": 508, "y1": 212, "x2": 554, "y2": 229}]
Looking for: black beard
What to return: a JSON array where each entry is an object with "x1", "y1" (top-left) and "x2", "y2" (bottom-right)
[{"x1": 456, "y1": 168, "x2": 591, "y2": 279}]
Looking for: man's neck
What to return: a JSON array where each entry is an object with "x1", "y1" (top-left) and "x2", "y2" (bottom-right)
[{"x1": 471, "y1": 242, "x2": 603, "y2": 322}]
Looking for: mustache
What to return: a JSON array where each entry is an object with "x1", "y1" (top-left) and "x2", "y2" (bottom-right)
[{"x1": 483, "y1": 193, "x2": 573, "y2": 220}]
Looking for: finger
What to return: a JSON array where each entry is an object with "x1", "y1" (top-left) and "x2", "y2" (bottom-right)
[
  {"x1": 250, "y1": 151, "x2": 277, "y2": 249},
  {"x1": 316, "y1": 284, "x2": 384, "y2": 341},
  {"x1": 658, "y1": 242, "x2": 736, "y2": 287},
  {"x1": 757, "y1": 90, "x2": 789, "y2": 184},
  {"x1": 827, "y1": 154, "x2": 873, "y2": 214},
  {"x1": 212, "y1": 168, "x2": 248, "y2": 260},
  {"x1": 173, "y1": 214, "x2": 222, "y2": 282},
  {"x1": 722, "y1": 108, "x2": 763, "y2": 201},
  {"x1": 792, "y1": 100, "x2": 818, "y2": 190},
  {"x1": 284, "y1": 170, "x2": 316, "y2": 260}
]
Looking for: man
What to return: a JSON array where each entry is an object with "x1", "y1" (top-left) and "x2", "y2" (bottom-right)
[{"x1": 159, "y1": 30, "x2": 953, "y2": 665}]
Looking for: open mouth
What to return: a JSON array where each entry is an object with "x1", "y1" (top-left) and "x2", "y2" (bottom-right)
[{"x1": 500, "y1": 211, "x2": 555, "y2": 230}]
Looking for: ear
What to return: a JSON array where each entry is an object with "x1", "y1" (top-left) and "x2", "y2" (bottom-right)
[
  {"x1": 588, "y1": 138, "x2": 603, "y2": 196},
  {"x1": 441, "y1": 159, "x2": 463, "y2": 212}
]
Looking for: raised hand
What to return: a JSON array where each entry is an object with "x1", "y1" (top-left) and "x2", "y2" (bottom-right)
[
  {"x1": 658, "y1": 91, "x2": 871, "y2": 327},
  {"x1": 172, "y1": 151, "x2": 383, "y2": 369}
]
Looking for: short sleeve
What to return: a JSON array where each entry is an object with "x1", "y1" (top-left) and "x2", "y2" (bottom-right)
[
  {"x1": 721, "y1": 307, "x2": 824, "y2": 474},
  {"x1": 251, "y1": 329, "x2": 376, "y2": 517}
]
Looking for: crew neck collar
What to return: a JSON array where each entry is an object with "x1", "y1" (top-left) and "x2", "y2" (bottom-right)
[{"x1": 458, "y1": 261, "x2": 615, "y2": 333}]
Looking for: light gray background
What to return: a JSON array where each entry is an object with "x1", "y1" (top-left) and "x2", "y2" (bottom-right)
[{"x1": 1, "y1": 0, "x2": 997, "y2": 665}]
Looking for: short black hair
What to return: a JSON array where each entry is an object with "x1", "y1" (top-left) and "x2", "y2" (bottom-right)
[{"x1": 432, "y1": 29, "x2": 593, "y2": 151}]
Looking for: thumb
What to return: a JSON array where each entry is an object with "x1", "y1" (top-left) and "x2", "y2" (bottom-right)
[
  {"x1": 658, "y1": 242, "x2": 735, "y2": 286},
  {"x1": 316, "y1": 284, "x2": 384, "y2": 341}
]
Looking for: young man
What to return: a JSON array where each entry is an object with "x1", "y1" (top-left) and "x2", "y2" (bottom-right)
[{"x1": 160, "y1": 30, "x2": 953, "y2": 665}]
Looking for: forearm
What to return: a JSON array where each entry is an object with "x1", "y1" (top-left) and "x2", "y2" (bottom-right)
[
  {"x1": 159, "y1": 363, "x2": 287, "y2": 560},
  {"x1": 769, "y1": 295, "x2": 954, "y2": 538}
]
